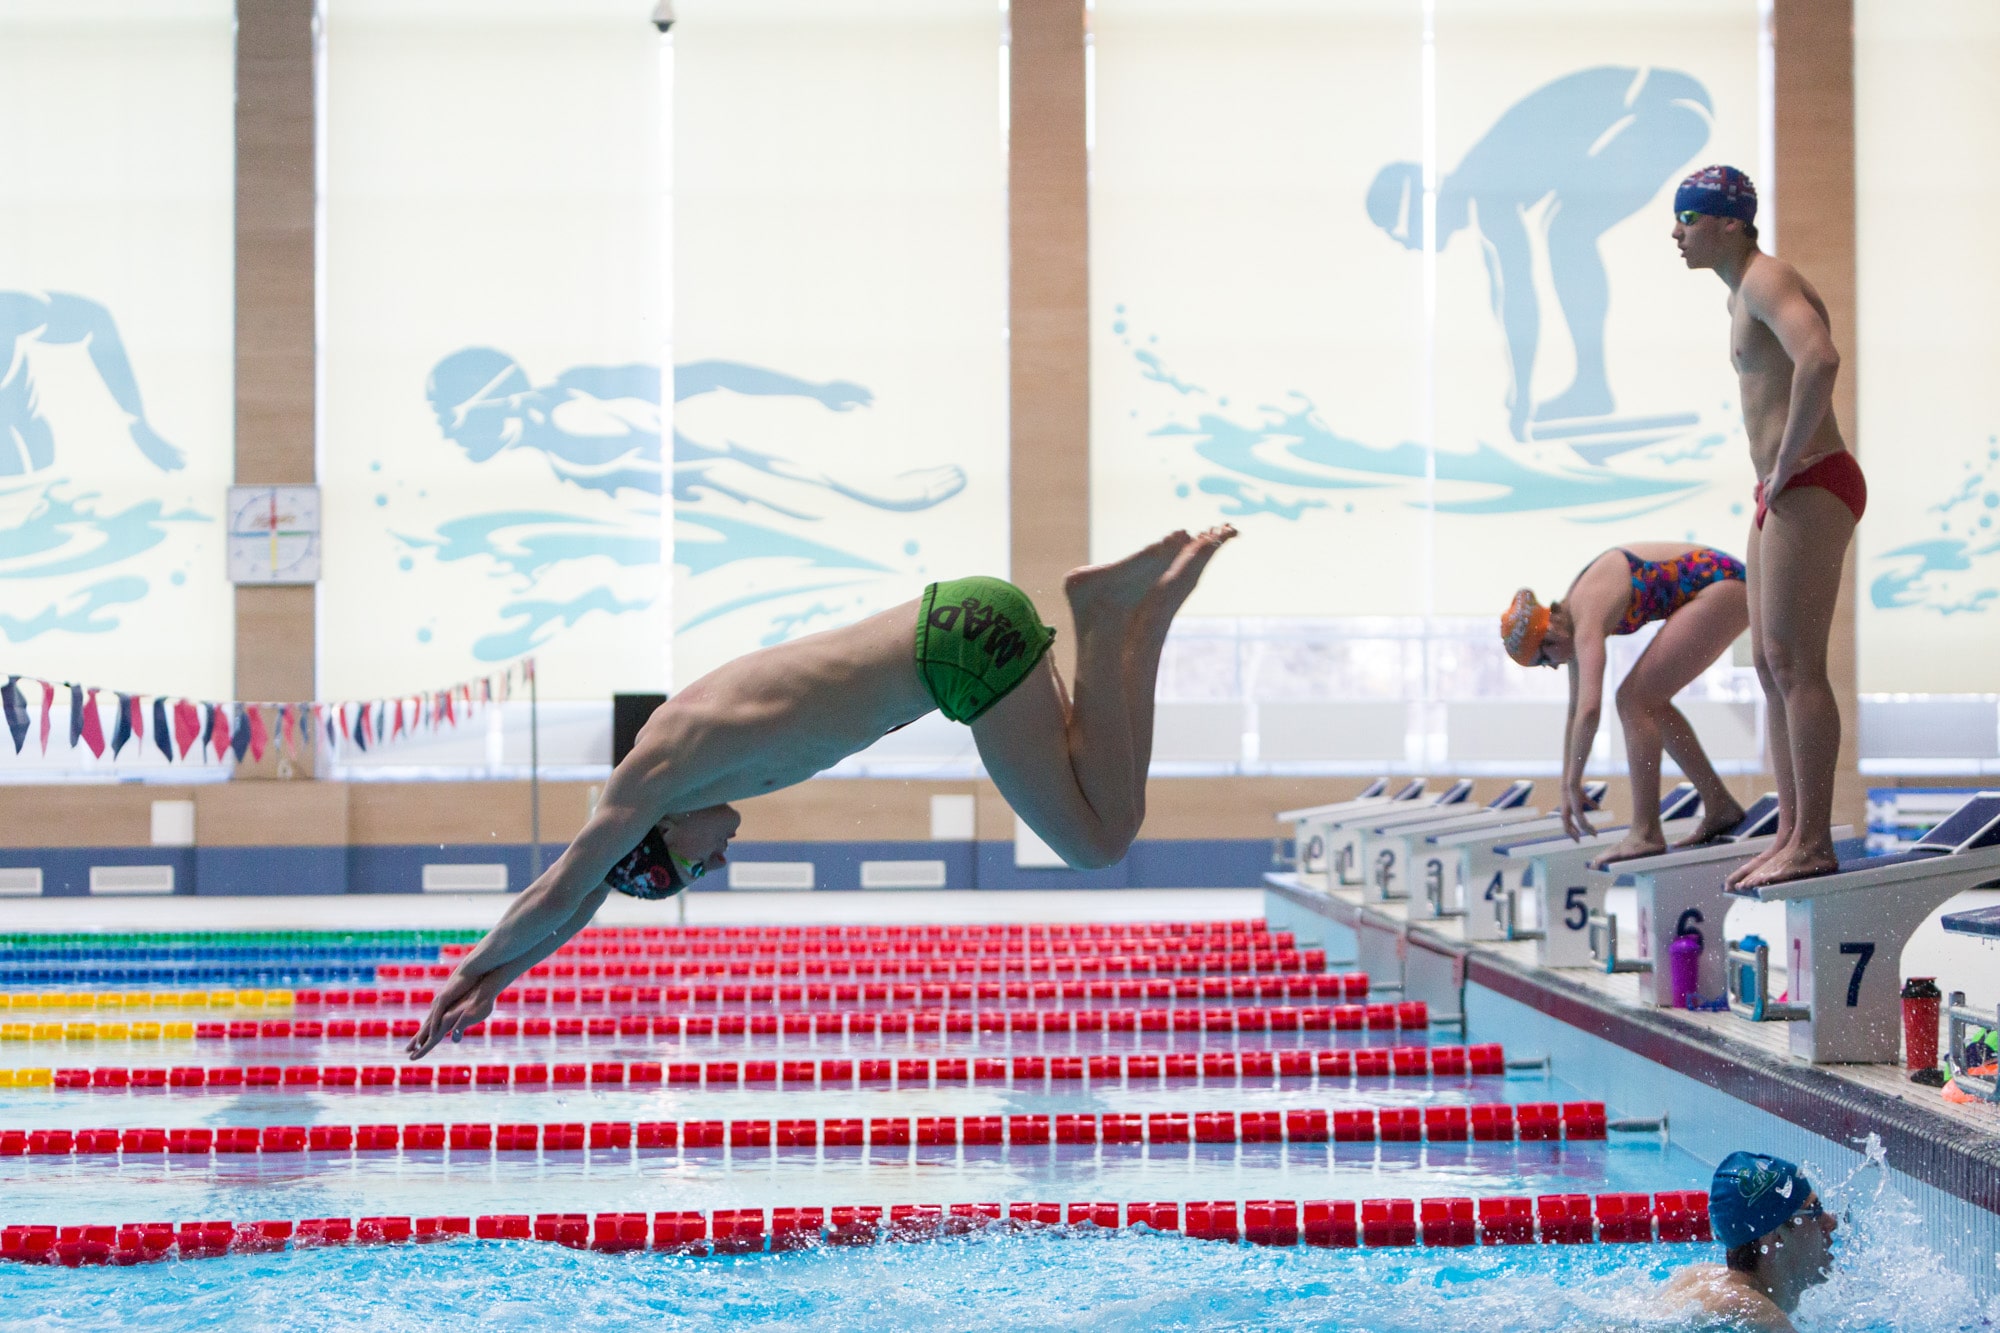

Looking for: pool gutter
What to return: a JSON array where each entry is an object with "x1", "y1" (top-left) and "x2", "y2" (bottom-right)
[{"x1": 1264, "y1": 876, "x2": 2000, "y2": 1220}]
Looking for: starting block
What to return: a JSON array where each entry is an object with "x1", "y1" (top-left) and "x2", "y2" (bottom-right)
[
  {"x1": 1727, "y1": 792, "x2": 2000, "y2": 1063},
  {"x1": 1499, "y1": 785, "x2": 1704, "y2": 968},
  {"x1": 1585, "y1": 796, "x2": 1780, "y2": 1003},
  {"x1": 1279, "y1": 779, "x2": 1421, "y2": 890},
  {"x1": 1318, "y1": 781, "x2": 1474, "y2": 891},
  {"x1": 1436, "y1": 784, "x2": 1609, "y2": 942},
  {"x1": 1357, "y1": 782, "x2": 1534, "y2": 905}
]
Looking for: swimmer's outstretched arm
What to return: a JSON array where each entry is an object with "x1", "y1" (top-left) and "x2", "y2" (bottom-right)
[
  {"x1": 406, "y1": 769, "x2": 672, "y2": 1059},
  {"x1": 404, "y1": 885, "x2": 610, "y2": 1061},
  {"x1": 1560, "y1": 636, "x2": 1607, "y2": 839}
]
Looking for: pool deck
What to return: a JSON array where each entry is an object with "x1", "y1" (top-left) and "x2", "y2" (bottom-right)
[{"x1": 1263, "y1": 873, "x2": 2000, "y2": 1220}]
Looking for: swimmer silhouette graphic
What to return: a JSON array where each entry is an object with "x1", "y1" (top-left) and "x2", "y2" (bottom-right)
[
  {"x1": 414, "y1": 350, "x2": 973, "y2": 660},
  {"x1": 0, "y1": 290, "x2": 207, "y2": 644},
  {"x1": 1369, "y1": 67, "x2": 1714, "y2": 440},
  {"x1": 0, "y1": 291, "x2": 183, "y2": 476}
]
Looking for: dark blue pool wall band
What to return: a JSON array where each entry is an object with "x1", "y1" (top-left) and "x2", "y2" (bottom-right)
[{"x1": 0, "y1": 838, "x2": 1275, "y2": 896}]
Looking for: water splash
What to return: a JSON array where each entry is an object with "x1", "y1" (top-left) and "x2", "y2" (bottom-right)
[
  {"x1": 0, "y1": 479, "x2": 209, "y2": 641},
  {"x1": 6, "y1": 1226, "x2": 1992, "y2": 1333},
  {"x1": 0, "y1": 480, "x2": 207, "y2": 581},
  {"x1": 475, "y1": 587, "x2": 657, "y2": 662},
  {"x1": 0, "y1": 575, "x2": 148, "y2": 641},
  {"x1": 1139, "y1": 364, "x2": 1708, "y2": 518},
  {"x1": 397, "y1": 511, "x2": 659, "y2": 585},
  {"x1": 1870, "y1": 438, "x2": 2000, "y2": 616},
  {"x1": 1788, "y1": 1133, "x2": 2000, "y2": 1332},
  {"x1": 1198, "y1": 476, "x2": 1327, "y2": 521}
]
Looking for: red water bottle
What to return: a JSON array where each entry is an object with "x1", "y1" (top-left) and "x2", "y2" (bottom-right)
[{"x1": 1901, "y1": 977, "x2": 1942, "y2": 1072}]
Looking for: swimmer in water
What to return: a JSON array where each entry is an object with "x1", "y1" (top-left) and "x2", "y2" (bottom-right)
[
  {"x1": 408, "y1": 527, "x2": 1237, "y2": 1058},
  {"x1": 1502, "y1": 544, "x2": 1748, "y2": 868},
  {"x1": 1672, "y1": 166, "x2": 1862, "y2": 890},
  {"x1": 1662, "y1": 1152, "x2": 1838, "y2": 1332}
]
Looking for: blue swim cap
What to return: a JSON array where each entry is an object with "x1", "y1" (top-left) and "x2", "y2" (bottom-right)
[
  {"x1": 1710, "y1": 1151, "x2": 1814, "y2": 1247},
  {"x1": 1675, "y1": 164, "x2": 1758, "y2": 225}
]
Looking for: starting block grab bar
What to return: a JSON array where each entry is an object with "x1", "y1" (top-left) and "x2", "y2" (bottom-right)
[
  {"x1": 1947, "y1": 993, "x2": 1999, "y2": 1103},
  {"x1": 1725, "y1": 941, "x2": 1809, "y2": 1023}
]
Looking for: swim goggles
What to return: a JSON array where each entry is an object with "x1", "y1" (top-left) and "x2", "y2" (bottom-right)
[
  {"x1": 1785, "y1": 1197, "x2": 1826, "y2": 1228},
  {"x1": 606, "y1": 826, "x2": 704, "y2": 900},
  {"x1": 1675, "y1": 210, "x2": 1706, "y2": 226}
]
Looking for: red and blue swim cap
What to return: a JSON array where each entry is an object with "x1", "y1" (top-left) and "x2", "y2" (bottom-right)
[{"x1": 1675, "y1": 164, "x2": 1758, "y2": 225}]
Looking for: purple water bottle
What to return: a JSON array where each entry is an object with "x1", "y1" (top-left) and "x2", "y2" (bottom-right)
[{"x1": 1669, "y1": 929, "x2": 1704, "y2": 1009}]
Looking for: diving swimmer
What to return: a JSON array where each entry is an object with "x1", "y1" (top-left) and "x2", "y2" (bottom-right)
[
  {"x1": 1672, "y1": 166, "x2": 1862, "y2": 890},
  {"x1": 407, "y1": 527, "x2": 1237, "y2": 1058},
  {"x1": 1661, "y1": 1152, "x2": 1838, "y2": 1332},
  {"x1": 1502, "y1": 543, "x2": 1748, "y2": 867}
]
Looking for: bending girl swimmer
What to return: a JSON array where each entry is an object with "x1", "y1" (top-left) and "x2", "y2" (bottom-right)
[{"x1": 1503, "y1": 543, "x2": 1749, "y2": 867}]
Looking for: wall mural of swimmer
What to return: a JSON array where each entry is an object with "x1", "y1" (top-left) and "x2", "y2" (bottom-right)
[
  {"x1": 404, "y1": 348, "x2": 971, "y2": 668},
  {"x1": 0, "y1": 290, "x2": 210, "y2": 645},
  {"x1": 1367, "y1": 66, "x2": 1715, "y2": 444},
  {"x1": 1097, "y1": 63, "x2": 1754, "y2": 618}
]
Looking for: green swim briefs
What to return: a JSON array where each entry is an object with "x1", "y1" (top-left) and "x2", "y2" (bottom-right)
[{"x1": 915, "y1": 576, "x2": 1058, "y2": 725}]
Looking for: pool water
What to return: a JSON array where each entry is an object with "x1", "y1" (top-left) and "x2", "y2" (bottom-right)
[
  {"x1": 3, "y1": 1205, "x2": 1992, "y2": 1333},
  {"x1": 4, "y1": 920, "x2": 1994, "y2": 1332}
]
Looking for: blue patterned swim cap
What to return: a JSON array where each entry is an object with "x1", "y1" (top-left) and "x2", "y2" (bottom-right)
[
  {"x1": 1675, "y1": 165, "x2": 1758, "y2": 225},
  {"x1": 1710, "y1": 1151, "x2": 1814, "y2": 1247}
]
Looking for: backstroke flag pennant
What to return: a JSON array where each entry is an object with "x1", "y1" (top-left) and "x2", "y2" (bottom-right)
[
  {"x1": 79, "y1": 689, "x2": 106, "y2": 759},
  {"x1": 1, "y1": 655, "x2": 537, "y2": 766},
  {"x1": 1, "y1": 677, "x2": 26, "y2": 754},
  {"x1": 248, "y1": 705, "x2": 268, "y2": 763},
  {"x1": 173, "y1": 699, "x2": 200, "y2": 759},
  {"x1": 110, "y1": 692, "x2": 133, "y2": 758}
]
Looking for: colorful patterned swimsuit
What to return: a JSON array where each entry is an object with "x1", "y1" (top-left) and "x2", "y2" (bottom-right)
[{"x1": 1611, "y1": 547, "x2": 1745, "y2": 636}]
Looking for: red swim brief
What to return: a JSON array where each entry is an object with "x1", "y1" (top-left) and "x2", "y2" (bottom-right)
[{"x1": 1754, "y1": 450, "x2": 1867, "y2": 529}]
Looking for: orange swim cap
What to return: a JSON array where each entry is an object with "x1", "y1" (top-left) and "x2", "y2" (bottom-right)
[{"x1": 1501, "y1": 589, "x2": 1550, "y2": 666}]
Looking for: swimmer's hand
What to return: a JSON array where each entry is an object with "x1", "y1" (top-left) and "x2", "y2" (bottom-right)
[
  {"x1": 1561, "y1": 783, "x2": 1598, "y2": 841},
  {"x1": 406, "y1": 969, "x2": 503, "y2": 1061},
  {"x1": 1760, "y1": 464, "x2": 1793, "y2": 507}
]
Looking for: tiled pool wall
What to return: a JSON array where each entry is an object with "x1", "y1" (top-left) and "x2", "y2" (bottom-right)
[{"x1": 1264, "y1": 888, "x2": 2000, "y2": 1300}]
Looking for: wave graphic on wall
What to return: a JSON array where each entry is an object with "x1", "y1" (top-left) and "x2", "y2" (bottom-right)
[{"x1": 1869, "y1": 434, "x2": 2000, "y2": 617}]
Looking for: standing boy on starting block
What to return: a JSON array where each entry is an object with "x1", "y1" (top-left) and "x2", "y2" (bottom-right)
[{"x1": 1672, "y1": 166, "x2": 1862, "y2": 890}]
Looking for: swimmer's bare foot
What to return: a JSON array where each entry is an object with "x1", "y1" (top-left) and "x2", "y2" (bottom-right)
[
  {"x1": 1146, "y1": 525, "x2": 1236, "y2": 617},
  {"x1": 1725, "y1": 838, "x2": 1788, "y2": 890},
  {"x1": 1672, "y1": 798, "x2": 1746, "y2": 850},
  {"x1": 1065, "y1": 532, "x2": 1191, "y2": 620},
  {"x1": 1589, "y1": 832, "x2": 1667, "y2": 872},
  {"x1": 1740, "y1": 844, "x2": 1840, "y2": 890}
]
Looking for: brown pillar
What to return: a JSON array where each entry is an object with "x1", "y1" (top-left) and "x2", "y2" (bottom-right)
[
  {"x1": 1772, "y1": 0, "x2": 1863, "y2": 826},
  {"x1": 234, "y1": 0, "x2": 317, "y2": 771},
  {"x1": 1007, "y1": 0, "x2": 1092, "y2": 657}
]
